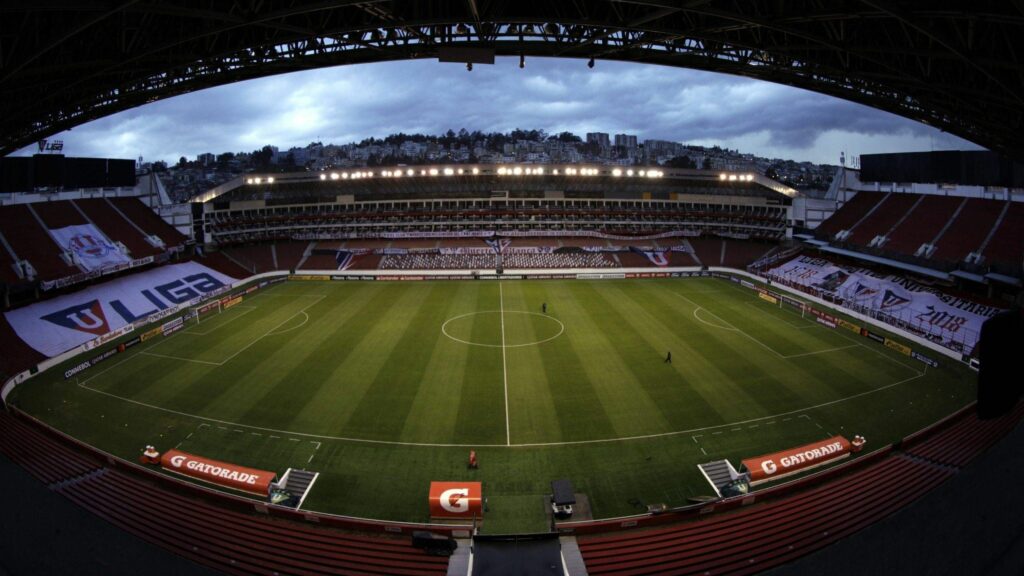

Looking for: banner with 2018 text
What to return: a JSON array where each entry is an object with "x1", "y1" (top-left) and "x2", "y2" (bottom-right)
[
  {"x1": 768, "y1": 256, "x2": 1001, "y2": 349},
  {"x1": 4, "y1": 261, "x2": 236, "y2": 357}
]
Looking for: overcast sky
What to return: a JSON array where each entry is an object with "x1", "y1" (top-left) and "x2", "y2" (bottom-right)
[{"x1": 14, "y1": 57, "x2": 982, "y2": 166}]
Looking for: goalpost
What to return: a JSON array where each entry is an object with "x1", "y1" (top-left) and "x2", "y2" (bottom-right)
[{"x1": 190, "y1": 299, "x2": 222, "y2": 325}]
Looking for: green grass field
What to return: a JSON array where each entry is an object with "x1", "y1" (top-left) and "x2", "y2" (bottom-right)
[{"x1": 11, "y1": 277, "x2": 977, "y2": 533}]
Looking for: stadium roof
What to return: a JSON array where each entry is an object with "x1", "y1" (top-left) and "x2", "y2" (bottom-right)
[{"x1": 1, "y1": 2, "x2": 1023, "y2": 160}]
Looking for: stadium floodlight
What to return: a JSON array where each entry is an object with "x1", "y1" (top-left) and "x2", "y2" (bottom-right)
[
  {"x1": 719, "y1": 173, "x2": 727, "y2": 180},
  {"x1": 747, "y1": 174, "x2": 755, "y2": 181},
  {"x1": 536, "y1": 167, "x2": 544, "y2": 175},
  {"x1": 319, "y1": 174, "x2": 327, "y2": 180},
  {"x1": 444, "y1": 168, "x2": 454, "y2": 175},
  {"x1": 254, "y1": 177, "x2": 262, "y2": 184},
  {"x1": 330, "y1": 172, "x2": 340, "y2": 180},
  {"x1": 429, "y1": 168, "x2": 439, "y2": 176},
  {"x1": 246, "y1": 178, "x2": 254, "y2": 184},
  {"x1": 457, "y1": 168, "x2": 464, "y2": 175},
  {"x1": 729, "y1": 174, "x2": 738, "y2": 181},
  {"x1": 472, "y1": 168, "x2": 479, "y2": 174},
  {"x1": 407, "y1": 169, "x2": 414, "y2": 176},
  {"x1": 498, "y1": 167, "x2": 507, "y2": 175},
  {"x1": 267, "y1": 177, "x2": 274, "y2": 183},
  {"x1": 626, "y1": 169, "x2": 634, "y2": 177},
  {"x1": 612, "y1": 168, "x2": 622, "y2": 177},
  {"x1": 393, "y1": 170, "x2": 402, "y2": 177},
  {"x1": 513, "y1": 166, "x2": 523, "y2": 175},
  {"x1": 342, "y1": 173, "x2": 349, "y2": 179},
  {"x1": 553, "y1": 169, "x2": 559, "y2": 175}
]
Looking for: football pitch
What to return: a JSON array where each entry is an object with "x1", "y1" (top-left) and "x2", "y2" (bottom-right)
[{"x1": 12, "y1": 277, "x2": 976, "y2": 533}]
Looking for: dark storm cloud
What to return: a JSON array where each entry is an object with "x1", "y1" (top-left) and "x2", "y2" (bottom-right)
[{"x1": 15, "y1": 57, "x2": 980, "y2": 165}]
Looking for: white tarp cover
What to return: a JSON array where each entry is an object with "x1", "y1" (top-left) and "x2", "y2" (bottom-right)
[
  {"x1": 50, "y1": 224, "x2": 132, "y2": 272},
  {"x1": 769, "y1": 256, "x2": 1001, "y2": 350},
  {"x1": 5, "y1": 261, "x2": 236, "y2": 357}
]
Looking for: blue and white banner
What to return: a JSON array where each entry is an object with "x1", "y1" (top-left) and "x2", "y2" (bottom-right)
[
  {"x1": 5, "y1": 261, "x2": 236, "y2": 357},
  {"x1": 51, "y1": 224, "x2": 131, "y2": 272},
  {"x1": 630, "y1": 246, "x2": 670, "y2": 267},
  {"x1": 335, "y1": 250, "x2": 356, "y2": 271},
  {"x1": 769, "y1": 256, "x2": 1001, "y2": 348}
]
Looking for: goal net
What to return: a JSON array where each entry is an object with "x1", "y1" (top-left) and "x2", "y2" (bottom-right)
[{"x1": 190, "y1": 299, "x2": 222, "y2": 324}]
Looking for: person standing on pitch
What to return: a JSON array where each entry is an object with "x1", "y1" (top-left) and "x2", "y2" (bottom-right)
[
  {"x1": 542, "y1": 302, "x2": 547, "y2": 314},
  {"x1": 665, "y1": 351, "x2": 672, "y2": 364}
]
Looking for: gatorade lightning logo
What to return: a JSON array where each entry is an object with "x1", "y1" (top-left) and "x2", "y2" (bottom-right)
[
  {"x1": 41, "y1": 300, "x2": 110, "y2": 336},
  {"x1": 439, "y1": 488, "x2": 470, "y2": 513}
]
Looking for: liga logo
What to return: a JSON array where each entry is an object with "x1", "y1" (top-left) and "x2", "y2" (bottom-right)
[
  {"x1": 68, "y1": 233, "x2": 114, "y2": 259},
  {"x1": 429, "y1": 481, "x2": 482, "y2": 518}
]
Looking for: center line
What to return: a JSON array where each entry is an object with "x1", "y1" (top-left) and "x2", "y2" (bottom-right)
[{"x1": 500, "y1": 281, "x2": 510, "y2": 446}]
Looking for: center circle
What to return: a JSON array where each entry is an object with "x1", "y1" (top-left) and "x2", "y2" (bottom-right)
[{"x1": 441, "y1": 310, "x2": 565, "y2": 348}]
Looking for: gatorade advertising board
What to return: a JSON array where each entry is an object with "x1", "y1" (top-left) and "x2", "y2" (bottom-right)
[
  {"x1": 428, "y1": 481, "x2": 483, "y2": 518},
  {"x1": 741, "y1": 436, "x2": 852, "y2": 485},
  {"x1": 160, "y1": 449, "x2": 276, "y2": 496}
]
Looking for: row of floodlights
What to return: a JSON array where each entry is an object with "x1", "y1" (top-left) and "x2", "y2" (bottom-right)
[
  {"x1": 246, "y1": 166, "x2": 666, "y2": 184},
  {"x1": 720, "y1": 173, "x2": 756, "y2": 182}
]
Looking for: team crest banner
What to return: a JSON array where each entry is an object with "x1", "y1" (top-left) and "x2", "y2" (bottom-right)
[
  {"x1": 51, "y1": 224, "x2": 131, "y2": 272},
  {"x1": 5, "y1": 261, "x2": 236, "y2": 357}
]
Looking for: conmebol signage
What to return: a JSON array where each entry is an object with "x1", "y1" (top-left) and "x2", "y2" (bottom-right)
[
  {"x1": 741, "y1": 436, "x2": 852, "y2": 485},
  {"x1": 159, "y1": 449, "x2": 276, "y2": 496}
]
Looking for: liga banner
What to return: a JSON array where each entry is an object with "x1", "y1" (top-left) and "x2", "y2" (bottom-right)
[
  {"x1": 742, "y1": 436, "x2": 852, "y2": 485},
  {"x1": 51, "y1": 224, "x2": 131, "y2": 272},
  {"x1": 160, "y1": 449, "x2": 276, "y2": 496},
  {"x1": 4, "y1": 262, "x2": 236, "y2": 357},
  {"x1": 428, "y1": 481, "x2": 483, "y2": 518}
]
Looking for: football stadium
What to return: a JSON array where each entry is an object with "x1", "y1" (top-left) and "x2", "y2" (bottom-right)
[{"x1": 1, "y1": 3, "x2": 1023, "y2": 576}]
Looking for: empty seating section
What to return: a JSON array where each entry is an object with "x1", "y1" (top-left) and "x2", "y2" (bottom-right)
[
  {"x1": 689, "y1": 238, "x2": 724, "y2": 266},
  {"x1": 222, "y1": 244, "x2": 275, "y2": 273},
  {"x1": 846, "y1": 193, "x2": 918, "y2": 246},
  {"x1": 883, "y1": 195, "x2": 962, "y2": 255},
  {"x1": 298, "y1": 254, "x2": 341, "y2": 270},
  {"x1": 931, "y1": 199, "x2": 1004, "y2": 262},
  {"x1": 0, "y1": 411, "x2": 448, "y2": 576},
  {"x1": 577, "y1": 402, "x2": 1023, "y2": 576},
  {"x1": 73, "y1": 199, "x2": 161, "y2": 258},
  {"x1": 32, "y1": 201, "x2": 88, "y2": 229},
  {"x1": 721, "y1": 241, "x2": 774, "y2": 268},
  {"x1": 0, "y1": 239, "x2": 20, "y2": 284},
  {"x1": 108, "y1": 197, "x2": 188, "y2": 247},
  {"x1": 982, "y1": 202, "x2": 1024, "y2": 268},
  {"x1": 903, "y1": 403, "x2": 1024, "y2": 468},
  {"x1": 194, "y1": 253, "x2": 249, "y2": 279},
  {"x1": 817, "y1": 192, "x2": 882, "y2": 238},
  {"x1": 0, "y1": 204, "x2": 77, "y2": 280},
  {"x1": 579, "y1": 455, "x2": 951, "y2": 575},
  {"x1": 274, "y1": 242, "x2": 309, "y2": 270},
  {"x1": 0, "y1": 318, "x2": 44, "y2": 379}
]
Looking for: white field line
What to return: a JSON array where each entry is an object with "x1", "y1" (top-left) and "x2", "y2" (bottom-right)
[
  {"x1": 678, "y1": 291, "x2": 875, "y2": 360},
  {"x1": 716, "y1": 277, "x2": 924, "y2": 376},
  {"x1": 139, "y1": 351, "x2": 222, "y2": 365},
  {"x1": 499, "y1": 281, "x2": 511, "y2": 446},
  {"x1": 76, "y1": 369, "x2": 928, "y2": 449},
  {"x1": 216, "y1": 295, "x2": 325, "y2": 366},
  {"x1": 185, "y1": 305, "x2": 257, "y2": 336}
]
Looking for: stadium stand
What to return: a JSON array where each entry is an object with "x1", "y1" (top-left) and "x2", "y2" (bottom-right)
[
  {"x1": 220, "y1": 244, "x2": 276, "y2": 274},
  {"x1": 845, "y1": 193, "x2": 919, "y2": 247},
  {"x1": 31, "y1": 200, "x2": 89, "y2": 229},
  {"x1": 275, "y1": 241, "x2": 309, "y2": 271},
  {"x1": 577, "y1": 402, "x2": 1024, "y2": 576},
  {"x1": 815, "y1": 191, "x2": 883, "y2": 239},
  {"x1": 0, "y1": 410, "x2": 449, "y2": 576},
  {"x1": 980, "y1": 201, "x2": 1024, "y2": 269},
  {"x1": 108, "y1": 197, "x2": 188, "y2": 248},
  {"x1": 881, "y1": 195, "x2": 963, "y2": 257},
  {"x1": 74, "y1": 199, "x2": 162, "y2": 258},
  {"x1": 721, "y1": 241, "x2": 775, "y2": 268},
  {"x1": 930, "y1": 198, "x2": 1004, "y2": 263},
  {"x1": 0, "y1": 204, "x2": 78, "y2": 281}
]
